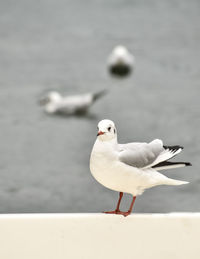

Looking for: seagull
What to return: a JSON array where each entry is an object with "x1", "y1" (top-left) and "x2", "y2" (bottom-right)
[
  {"x1": 39, "y1": 90, "x2": 107, "y2": 115},
  {"x1": 107, "y1": 46, "x2": 135, "y2": 77},
  {"x1": 90, "y1": 119, "x2": 191, "y2": 217}
]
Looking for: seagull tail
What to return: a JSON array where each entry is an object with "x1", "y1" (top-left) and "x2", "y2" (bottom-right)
[
  {"x1": 92, "y1": 90, "x2": 108, "y2": 102},
  {"x1": 163, "y1": 178, "x2": 189, "y2": 186}
]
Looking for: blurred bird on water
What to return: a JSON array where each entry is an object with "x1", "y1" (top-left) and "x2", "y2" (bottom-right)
[
  {"x1": 107, "y1": 46, "x2": 135, "y2": 77},
  {"x1": 39, "y1": 90, "x2": 107, "y2": 115}
]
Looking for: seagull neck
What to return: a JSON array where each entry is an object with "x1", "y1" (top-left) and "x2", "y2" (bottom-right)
[
  {"x1": 98, "y1": 137, "x2": 118, "y2": 147},
  {"x1": 109, "y1": 138, "x2": 118, "y2": 146}
]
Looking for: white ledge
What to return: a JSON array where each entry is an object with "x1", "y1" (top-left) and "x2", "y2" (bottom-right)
[{"x1": 0, "y1": 213, "x2": 199, "y2": 259}]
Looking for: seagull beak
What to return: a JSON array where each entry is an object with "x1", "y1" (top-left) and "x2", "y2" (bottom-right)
[
  {"x1": 39, "y1": 97, "x2": 50, "y2": 106},
  {"x1": 97, "y1": 131, "x2": 105, "y2": 136}
]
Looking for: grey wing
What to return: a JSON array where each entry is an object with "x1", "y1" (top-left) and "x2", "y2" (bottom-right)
[{"x1": 118, "y1": 139, "x2": 164, "y2": 168}]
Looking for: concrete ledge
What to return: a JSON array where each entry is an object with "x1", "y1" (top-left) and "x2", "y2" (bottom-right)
[{"x1": 0, "y1": 213, "x2": 199, "y2": 259}]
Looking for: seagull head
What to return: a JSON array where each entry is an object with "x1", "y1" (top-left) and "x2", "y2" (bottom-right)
[
  {"x1": 113, "y1": 45, "x2": 128, "y2": 56},
  {"x1": 39, "y1": 91, "x2": 62, "y2": 106},
  {"x1": 112, "y1": 46, "x2": 130, "y2": 64},
  {"x1": 97, "y1": 119, "x2": 117, "y2": 141}
]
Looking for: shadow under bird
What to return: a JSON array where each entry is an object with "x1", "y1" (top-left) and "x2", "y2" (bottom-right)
[
  {"x1": 90, "y1": 119, "x2": 191, "y2": 217},
  {"x1": 107, "y1": 46, "x2": 135, "y2": 77},
  {"x1": 39, "y1": 90, "x2": 107, "y2": 115}
]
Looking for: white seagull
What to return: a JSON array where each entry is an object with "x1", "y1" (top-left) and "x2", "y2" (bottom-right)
[
  {"x1": 107, "y1": 46, "x2": 135, "y2": 77},
  {"x1": 39, "y1": 90, "x2": 107, "y2": 115},
  {"x1": 90, "y1": 119, "x2": 191, "y2": 217}
]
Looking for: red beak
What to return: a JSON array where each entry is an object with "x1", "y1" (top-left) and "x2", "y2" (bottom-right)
[{"x1": 97, "y1": 131, "x2": 105, "y2": 136}]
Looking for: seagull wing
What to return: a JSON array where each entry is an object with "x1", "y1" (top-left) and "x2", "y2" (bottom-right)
[
  {"x1": 118, "y1": 139, "x2": 183, "y2": 169},
  {"x1": 57, "y1": 94, "x2": 93, "y2": 113}
]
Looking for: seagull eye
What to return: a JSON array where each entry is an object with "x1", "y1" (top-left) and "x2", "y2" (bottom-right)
[{"x1": 108, "y1": 127, "x2": 111, "y2": 132}]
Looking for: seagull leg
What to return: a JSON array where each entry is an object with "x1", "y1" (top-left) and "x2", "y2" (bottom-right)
[
  {"x1": 121, "y1": 196, "x2": 136, "y2": 217},
  {"x1": 115, "y1": 192, "x2": 123, "y2": 212},
  {"x1": 103, "y1": 192, "x2": 123, "y2": 214}
]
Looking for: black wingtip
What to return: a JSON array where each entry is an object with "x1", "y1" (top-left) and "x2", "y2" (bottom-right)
[
  {"x1": 163, "y1": 145, "x2": 184, "y2": 152},
  {"x1": 93, "y1": 90, "x2": 108, "y2": 102},
  {"x1": 153, "y1": 161, "x2": 192, "y2": 169}
]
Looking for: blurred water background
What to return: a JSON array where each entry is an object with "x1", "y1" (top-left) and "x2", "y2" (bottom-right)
[{"x1": 0, "y1": 0, "x2": 199, "y2": 213}]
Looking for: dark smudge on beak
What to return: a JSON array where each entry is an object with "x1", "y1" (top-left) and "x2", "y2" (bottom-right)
[
  {"x1": 39, "y1": 97, "x2": 50, "y2": 106},
  {"x1": 97, "y1": 131, "x2": 105, "y2": 136}
]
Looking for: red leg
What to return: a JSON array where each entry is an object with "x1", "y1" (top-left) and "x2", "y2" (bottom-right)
[
  {"x1": 116, "y1": 192, "x2": 123, "y2": 211},
  {"x1": 103, "y1": 192, "x2": 123, "y2": 214},
  {"x1": 121, "y1": 196, "x2": 136, "y2": 217}
]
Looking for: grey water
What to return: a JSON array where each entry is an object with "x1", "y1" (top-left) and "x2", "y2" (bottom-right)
[{"x1": 0, "y1": 0, "x2": 199, "y2": 213}]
